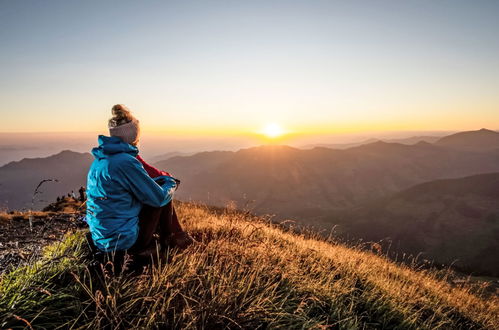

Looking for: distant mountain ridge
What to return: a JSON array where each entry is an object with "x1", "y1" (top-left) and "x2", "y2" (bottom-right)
[
  {"x1": 156, "y1": 129, "x2": 499, "y2": 219},
  {"x1": 304, "y1": 135, "x2": 442, "y2": 150},
  {"x1": 150, "y1": 151, "x2": 193, "y2": 163},
  {"x1": 435, "y1": 128, "x2": 499, "y2": 151}
]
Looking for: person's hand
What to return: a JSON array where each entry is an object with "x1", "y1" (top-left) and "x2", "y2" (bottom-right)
[{"x1": 155, "y1": 178, "x2": 166, "y2": 185}]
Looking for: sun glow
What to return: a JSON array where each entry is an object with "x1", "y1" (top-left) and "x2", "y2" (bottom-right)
[{"x1": 261, "y1": 123, "x2": 285, "y2": 138}]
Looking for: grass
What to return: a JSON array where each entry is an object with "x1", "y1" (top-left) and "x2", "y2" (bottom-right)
[
  {"x1": 0, "y1": 210, "x2": 55, "y2": 223},
  {"x1": 1, "y1": 202, "x2": 498, "y2": 329}
]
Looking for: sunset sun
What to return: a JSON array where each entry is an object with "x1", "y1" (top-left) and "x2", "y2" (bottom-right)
[{"x1": 261, "y1": 123, "x2": 284, "y2": 138}]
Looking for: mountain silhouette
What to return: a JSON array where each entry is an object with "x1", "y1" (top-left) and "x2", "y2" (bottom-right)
[{"x1": 435, "y1": 128, "x2": 499, "y2": 151}]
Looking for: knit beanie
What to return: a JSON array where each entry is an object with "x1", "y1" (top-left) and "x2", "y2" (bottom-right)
[{"x1": 108, "y1": 104, "x2": 141, "y2": 145}]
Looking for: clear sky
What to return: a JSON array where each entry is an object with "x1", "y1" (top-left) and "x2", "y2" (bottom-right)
[{"x1": 1, "y1": 0, "x2": 498, "y2": 137}]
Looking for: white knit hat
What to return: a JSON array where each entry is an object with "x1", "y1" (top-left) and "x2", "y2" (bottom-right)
[{"x1": 109, "y1": 119, "x2": 140, "y2": 145}]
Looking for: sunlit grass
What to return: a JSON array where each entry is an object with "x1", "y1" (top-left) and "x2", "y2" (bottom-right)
[{"x1": 1, "y1": 203, "x2": 497, "y2": 329}]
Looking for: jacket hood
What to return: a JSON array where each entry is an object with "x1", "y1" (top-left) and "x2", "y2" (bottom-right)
[{"x1": 92, "y1": 135, "x2": 139, "y2": 159}]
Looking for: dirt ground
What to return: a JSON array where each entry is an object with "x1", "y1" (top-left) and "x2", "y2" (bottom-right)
[{"x1": 0, "y1": 210, "x2": 87, "y2": 274}]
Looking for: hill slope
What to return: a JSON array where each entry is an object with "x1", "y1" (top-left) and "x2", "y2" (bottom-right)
[
  {"x1": 1, "y1": 203, "x2": 497, "y2": 329},
  {"x1": 0, "y1": 150, "x2": 93, "y2": 210},
  {"x1": 334, "y1": 173, "x2": 499, "y2": 276}
]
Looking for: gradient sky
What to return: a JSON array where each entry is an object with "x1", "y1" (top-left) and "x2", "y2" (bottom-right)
[{"x1": 1, "y1": 0, "x2": 498, "y2": 136}]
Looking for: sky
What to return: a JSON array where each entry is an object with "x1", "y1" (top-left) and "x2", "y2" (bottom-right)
[{"x1": 1, "y1": 0, "x2": 498, "y2": 140}]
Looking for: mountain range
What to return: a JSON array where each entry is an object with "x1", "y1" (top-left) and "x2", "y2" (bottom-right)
[
  {"x1": 2, "y1": 128, "x2": 498, "y2": 217},
  {"x1": 303, "y1": 135, "x2": 442, "y2": 149},
  {"x1": 155, "y1": 129, "x2": 499, "y2": 219}
]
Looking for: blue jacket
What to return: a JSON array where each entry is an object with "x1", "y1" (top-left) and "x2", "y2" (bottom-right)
[{"x1": 86, "y1": 135, "x2": 177, "y2": 252}]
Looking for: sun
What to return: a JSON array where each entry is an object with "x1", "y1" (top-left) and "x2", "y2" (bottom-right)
[{"x1": 261, "y1": 123, "x2": 284, "y2": 138}]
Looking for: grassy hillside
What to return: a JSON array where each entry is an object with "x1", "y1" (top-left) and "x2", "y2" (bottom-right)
[{"x1": 1, "y1": 203, "x2": 498, "y2": 329}]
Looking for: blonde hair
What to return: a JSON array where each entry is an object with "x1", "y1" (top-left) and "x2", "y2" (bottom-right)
[
  {"x1": 108, "y1": 104, "x2": 141, "y2": 146},
  {"x1": 109, "y1": 104, "x2": 135, "y2": 128}
]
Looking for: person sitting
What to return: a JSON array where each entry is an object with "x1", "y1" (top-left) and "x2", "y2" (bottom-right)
[
  {"x1": 86, "y1": 104, "x2": 193, "y2": 256},
  {"x1": 78, "y1": 186, "x2": 86, "y2": 202}
]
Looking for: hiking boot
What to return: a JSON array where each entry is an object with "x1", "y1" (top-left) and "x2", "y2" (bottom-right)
[{"x1": 170, "y1": 231, "x2": 195, "y2": 249}]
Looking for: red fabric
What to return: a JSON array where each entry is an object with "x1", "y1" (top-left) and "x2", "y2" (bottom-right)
[{"x1": 136, "y1": 155, "x2": 171, "y2": 178}]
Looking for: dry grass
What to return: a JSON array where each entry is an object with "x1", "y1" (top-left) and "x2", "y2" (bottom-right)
[
  {"x1": 0, "y1": 210, "x2": 54, "y2": 222},
  {"x1": 1, "y1": 202, "x2": 498, "y2": 329}
]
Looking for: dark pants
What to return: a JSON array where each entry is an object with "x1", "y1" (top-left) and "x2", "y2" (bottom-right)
[{"x1": 130, "y1": 202, "x2": 183, "y2": 252}]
